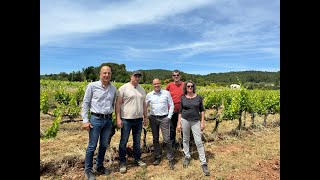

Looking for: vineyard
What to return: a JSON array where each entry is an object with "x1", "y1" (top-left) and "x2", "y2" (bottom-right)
[{"x1": 40, "y1": 80, "x2": 280, "y2": 179}]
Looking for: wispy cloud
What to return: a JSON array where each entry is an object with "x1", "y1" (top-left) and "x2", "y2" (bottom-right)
[
  {"x1": 40, "y1": 0, "x2": 279, "y2": 75},
  {"x1": 41, "y1": 0, "x2": 213, "y2": 45},
  {"x1": 120, "y1": 0, "x2": 279, "y2": 58}
]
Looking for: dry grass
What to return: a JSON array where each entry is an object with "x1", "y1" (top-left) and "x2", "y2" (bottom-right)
[{"x1": 40, "y1": 113, "x2": 280, "y2": 180}]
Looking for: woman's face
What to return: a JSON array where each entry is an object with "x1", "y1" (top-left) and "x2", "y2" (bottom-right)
[{"x1": 186, "y1": 83, "x2": 194, "y2": 93}]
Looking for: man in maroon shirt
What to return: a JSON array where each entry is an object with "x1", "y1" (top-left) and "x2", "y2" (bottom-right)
[{"x1": 166, "y1": 70, "x2": 185, "y2": 149}]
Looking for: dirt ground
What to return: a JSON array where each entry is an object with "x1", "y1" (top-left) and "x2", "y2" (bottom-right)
[{"x1": 40, "y1": 113, "x2": 280, "y2": 180}]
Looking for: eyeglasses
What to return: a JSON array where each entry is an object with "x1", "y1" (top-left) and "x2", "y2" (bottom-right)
[
  {"x1": 134, "y1": 75, "x2": 141, "y2": 78},
  {"x1": 187, "y1": 86, "x2": 194, "y2": 88},
  {"x1": 172, "y1": 74, "x2": 180, "y2": 77}
]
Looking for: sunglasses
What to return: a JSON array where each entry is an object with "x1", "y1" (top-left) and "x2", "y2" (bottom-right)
[
  {"x1": 187, "y1": 86, "x2": 194, "y2": 88},
  {"x1": 172, "y1": 74, "x2": 180, "y2": 77}
]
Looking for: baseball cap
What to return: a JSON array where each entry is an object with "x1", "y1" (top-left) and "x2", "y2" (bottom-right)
[{"x1": 132, "y1": 71, "x2": 142, "y2": 76}]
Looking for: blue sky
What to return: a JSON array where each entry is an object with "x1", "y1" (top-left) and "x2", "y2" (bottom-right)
[{"x1": 40, "y1": 0, "x2": 280, "y2": 75}]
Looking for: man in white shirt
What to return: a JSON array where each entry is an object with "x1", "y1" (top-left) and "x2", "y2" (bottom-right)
[{"x1": 146, "y1": 78, "x2": 175, "y2": 169}]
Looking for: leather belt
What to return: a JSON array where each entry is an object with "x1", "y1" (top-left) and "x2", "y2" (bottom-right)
[
  {"x1": 151, "y1": 114, "x2": 168, "y2": 118},
  {"x1": 91, "y1": 112, "x2": 112, "y2": 119}
]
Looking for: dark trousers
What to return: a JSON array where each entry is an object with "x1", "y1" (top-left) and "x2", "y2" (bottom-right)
[
  {"x1": 170, "y1": 112, "x2": 183, "y2": 148},
  {"x1": 149, "y1": 116, "x2": 174, "y2": 161}
]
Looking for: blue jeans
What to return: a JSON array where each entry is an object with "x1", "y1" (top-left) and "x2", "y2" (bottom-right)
[
  {"x1": 119, "y1": 118, "x2": 143, "y2": 163},
  {"x1": 85, "y1": 115, "x2": 113, "y2": 172}
]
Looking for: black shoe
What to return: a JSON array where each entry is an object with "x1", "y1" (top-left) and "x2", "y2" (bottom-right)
[
  {"x1": 96, "y1": 166, "x2": 111, "y2": 175},
  {"x1": 169, "y1": 160, "x2": 175, "y2": 170},
  {"x1": 201, "y1": 164, "x2": 210, "y2": 176},
  {"x1": 85, "y1": 170, "x2": 96, "y2": 180},
  {"x1": 153, "y1": 157, "x2": 161, "y2": 166},
  {"x1": 183, "y1": 157, "x2": 191, "y2": 168}
]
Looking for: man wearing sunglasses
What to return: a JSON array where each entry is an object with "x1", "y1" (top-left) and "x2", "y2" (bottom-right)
[{"x1": 166, "y1": 70, "x2": 185, "y2": 150}]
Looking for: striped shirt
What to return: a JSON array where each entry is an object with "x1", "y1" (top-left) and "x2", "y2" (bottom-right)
[{"x1": 81, "y1": 80, "x2": 117, "y2": 123}]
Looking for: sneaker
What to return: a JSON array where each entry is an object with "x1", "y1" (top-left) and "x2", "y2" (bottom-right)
[
  {"x1": 201, "y1": 164, "x2": 210, "y2": 176},
  {"x1": 169, "y1": 160, "x2": 175, "y2": 170},
  {"x1": 96, "y1": 166, "x2": 111, "y2": 175},
  {"x1": 135, "y1": 159, "x2": 147, "y2": 167},
  {"x1": 153, "y1": 157, "x2": 161, "y2": 166},
  {"x1": 85, "y1": 170, "x2": 96, "y2": 180},
  {"x1": 183, "y1": 157, "x2": 191, "y2": 168},
  {"x1": 119, "y1": 162, "x2": 127, "y2": 174}
]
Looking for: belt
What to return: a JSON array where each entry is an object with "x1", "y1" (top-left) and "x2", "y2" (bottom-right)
[
  {"x1": 151, "y1": 114, "x2": 168, "y2": 118},
  {"x1": 91, "y1": 112, "x2": 112, "y2": 118}
]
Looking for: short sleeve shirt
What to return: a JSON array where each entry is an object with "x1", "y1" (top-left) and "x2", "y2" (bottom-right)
[{"x1": 118, "y1": 82, "x2": 146, "y2": 119}]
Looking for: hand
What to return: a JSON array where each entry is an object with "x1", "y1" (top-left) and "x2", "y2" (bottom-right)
[
  {"x1": 177, "y1": 123, "x2": 182, "y2": 132},
  {"x1": 82, "y1": 122, "x2": 93, "y2": 131},
  {"x1": 117, "y1": 118, "x2": 123, "y2": 128},
  {"x1": 200, "y1": 122, "x2": 205, "y2": 131},
  {"x1": 143, "y1": 117, "x2": 148, "y2": 127}
]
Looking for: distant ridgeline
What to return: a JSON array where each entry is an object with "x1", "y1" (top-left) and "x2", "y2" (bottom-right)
[{"x1": 40, "y1": 62, "x2": 280, "y2": 90}]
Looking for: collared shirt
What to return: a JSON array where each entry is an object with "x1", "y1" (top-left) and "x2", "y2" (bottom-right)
[
  {"x1": 81, "y1": 80, "x2": 117, "y2": 123},
  {"x1": 146, "y1": 89, "x2": 174, "y2": 119}
]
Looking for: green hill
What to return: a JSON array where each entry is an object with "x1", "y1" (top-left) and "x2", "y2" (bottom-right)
[{"x1": 40, "y1": 63, "x2": 280, "y2": 89}]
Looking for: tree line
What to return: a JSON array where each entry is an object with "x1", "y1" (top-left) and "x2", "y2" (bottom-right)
[{"x1": 40, "y1": 62, "x2": 280, "y2": 90}]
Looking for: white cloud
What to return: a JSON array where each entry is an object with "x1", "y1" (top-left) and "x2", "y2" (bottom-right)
[
  {"x1": 40, "y1": 0, "x2": 279, "y2": 74},
  {"x1": 40, "y1": 0, "x2": 213, "y2": 45}
]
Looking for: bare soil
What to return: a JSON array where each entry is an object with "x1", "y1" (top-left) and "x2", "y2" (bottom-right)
[{"x1": 40, "y1": 113, "x2": 280, "y2": 180}]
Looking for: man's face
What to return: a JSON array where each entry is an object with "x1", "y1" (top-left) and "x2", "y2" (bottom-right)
[
  {"x1": 153, "y1": 79, "x2": 161, "y2": 92},
  {"x1": 172, "y1": 72, "x2": 180, "y2": 82},
  {"x1": 131, "y1": 74, "x2": 141, "y2": 84},
  {"x1": 100, "y1": 67, "x2": 112, "y2": 83}
]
